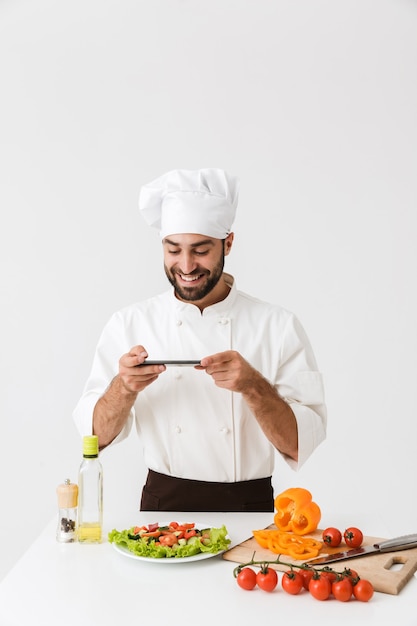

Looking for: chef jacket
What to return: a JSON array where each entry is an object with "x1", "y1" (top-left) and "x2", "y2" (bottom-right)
[{"x1": 73, "y1": 274, "x2": 326, "y2": 481}]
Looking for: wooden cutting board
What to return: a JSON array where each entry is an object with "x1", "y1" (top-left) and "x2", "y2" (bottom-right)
[{"x1": 222, "y1": 525, "x2": 417, "y2": 595}]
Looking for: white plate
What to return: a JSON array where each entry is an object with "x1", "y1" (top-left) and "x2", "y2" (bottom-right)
[
  {"x1": 112, "y1": 542, "x2": 225, "y2": 563},
  {"x1": 111, "y1": 521, "x2": 228, "y2": 564}
]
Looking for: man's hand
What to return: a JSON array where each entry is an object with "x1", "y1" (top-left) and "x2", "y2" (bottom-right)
[
  {"x1": 93, "y1": 345, "x2": 165, "y2": 448},
  {"x1": 198, "y1": 350, "x2": 259, "y2": 392},
  {"x1": 118, "y1": 345, "x2": 166, "y2": 393},
  {"x1": 198, "y1": 349, "x2": 298, "y2": 461}
]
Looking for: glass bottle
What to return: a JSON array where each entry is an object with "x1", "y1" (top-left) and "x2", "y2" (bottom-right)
[
  {"x1": 56, "y1": 479, "x2": 78, "y2": 543},
  {"x1": 77, "y1": 435, "x2": 103, "y2": 543}
]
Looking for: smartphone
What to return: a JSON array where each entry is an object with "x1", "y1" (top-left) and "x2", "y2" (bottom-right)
[{"x1": 138, "y1": 360, "x2": 201, "y2": 366}]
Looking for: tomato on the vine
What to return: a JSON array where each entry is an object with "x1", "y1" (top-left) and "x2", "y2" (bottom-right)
[
  {"x1": 332, "y1": 577, "x2": 353, "y2": 602},
  {"x1": 256, "y1": 566, "x2": 278, "y2": 592},
  {"x1": 309, "y1": 575, "x2": 332, "y2": 601},
  {"x1": 320, "y1": 567, "x2": 337, "y2": 585},
  {"x1": 299, "y1": 567, "x2": 314, "y2": 590},
  {"x1": 236, "y1": 567, "x2": 257, "y2": 590},
  {"x1": 322, "y1": 527, "x2": 342, "y2": 548},
  {"x1": 281, "y1": 570, "x2": 304, "y2": 595},
  {"x1": 344, "y1": 527, "x2": 363, "y2": 548},
  {"x1": 342, "y1": 567, "x2": 359, "y2": 584},
  {"x1": 353, "y1": 579, "x2": 374, "y2": 602}
]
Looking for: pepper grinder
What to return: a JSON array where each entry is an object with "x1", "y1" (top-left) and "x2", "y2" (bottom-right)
[{"x1": 56, "y1": 479, "x2": 78, "y2": 543}]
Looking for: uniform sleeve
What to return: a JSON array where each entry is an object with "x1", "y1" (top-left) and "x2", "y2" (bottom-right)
[
  {"x1": 276, "y1": 314, "x2": 327, "y2": 470},
  {"x1": 72, "y1": 312, "x2": 135, "y2": 443}
]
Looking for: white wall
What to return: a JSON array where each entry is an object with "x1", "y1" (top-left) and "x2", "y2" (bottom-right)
[{"x1": 1, "y1": 0, "x2": 416, "y2": 581}]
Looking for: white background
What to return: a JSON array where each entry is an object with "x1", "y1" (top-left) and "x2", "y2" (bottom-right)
[{"x1": 0, "y1": 0, "x2": 416, "y2": 582}]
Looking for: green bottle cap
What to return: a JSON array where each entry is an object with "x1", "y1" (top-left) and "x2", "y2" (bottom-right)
[{"x1": 82, "y1": 435, "x2": 99, "y2": 457}]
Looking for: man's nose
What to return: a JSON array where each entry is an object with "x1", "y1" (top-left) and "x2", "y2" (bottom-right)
[{"x1": 178, "y1": 252, "x2": 197, "y2": 274}]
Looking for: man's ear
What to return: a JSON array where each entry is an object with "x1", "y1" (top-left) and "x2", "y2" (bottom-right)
[{"x1": 224, "y1": 232, "x2": 234, "y2": 256}]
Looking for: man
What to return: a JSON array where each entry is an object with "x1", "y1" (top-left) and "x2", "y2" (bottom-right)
[{"x1": 73, "y1": 168, "x2": 326, "y2": 511}]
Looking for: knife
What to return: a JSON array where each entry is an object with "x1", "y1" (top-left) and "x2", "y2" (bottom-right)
[{"x1": 305, "y1": 533, "x2": 417, "y2": 566}]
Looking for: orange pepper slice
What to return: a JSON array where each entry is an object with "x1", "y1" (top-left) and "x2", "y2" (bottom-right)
[
  {"x1": 252, "y1": 528, "x2": 322, "y2": 560},
  {"x1": 274, "y1": 487, "x2": 321, "y2": 535}
]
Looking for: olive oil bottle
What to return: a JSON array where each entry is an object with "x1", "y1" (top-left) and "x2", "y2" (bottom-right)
[{"x1": 77, "y1": 435, "x2": 103, "y2": 543}]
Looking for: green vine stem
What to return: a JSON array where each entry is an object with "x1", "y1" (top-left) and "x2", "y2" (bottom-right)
[{"x1": 232, "y1": 552, "x2": 358, "y2": 580}]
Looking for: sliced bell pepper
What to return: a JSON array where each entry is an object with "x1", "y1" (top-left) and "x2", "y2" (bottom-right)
[
  {"x1": 252, "y1": 528, "x2": 323, "y2": 560},
  {"x1": 274, "y1": 487, "x2": 321, "y2": 535}
]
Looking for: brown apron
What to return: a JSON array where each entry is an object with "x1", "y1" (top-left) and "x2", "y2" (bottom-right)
[{"x1": 140, "y1": 469, "x2": 274, "y2": 512}]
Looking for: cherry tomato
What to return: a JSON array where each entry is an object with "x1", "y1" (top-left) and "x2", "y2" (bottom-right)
[
  {"x1": 342, "y1": 567, "x2": 360, "y2": 584},
  {"x1": 319, "y1": 567, "x2": 337, "y2": 585},
  {"x1": 344, "y1": 527, "x2": 364, "y2": 548},
  {"x1": 322, "y1": 527, "x2": 342, "y2": 548},
  {"x1": 309, "y1": 575, "x2": 331, "y2": 601},
  {"x1": 236, "y1": 567, "x2": 257, "y2": 590},
  {"x1": 353, "y1": 578, "x2": 374, "y2": 602},
  {"x1": 256, "y1": 567, "x2": 278, "y2": 592},
  {"x1": 299, "y1": 567, "x2": 314, "y2": 590},
  {"x1": 332, "y1": 577, "x2": 353, "y2": 602},
  {"x1": 281, "y1": 570, "x2": 304, "y2": 595}
]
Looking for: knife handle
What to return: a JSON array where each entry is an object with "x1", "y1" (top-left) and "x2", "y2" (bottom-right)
[{"x1": 377, "y1": 533, "x2": 417, "y2": 552}]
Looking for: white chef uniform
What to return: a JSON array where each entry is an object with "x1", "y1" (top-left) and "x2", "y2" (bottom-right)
[{"x1": 72, "y1": 273, "x2": 326, "y2": 481}]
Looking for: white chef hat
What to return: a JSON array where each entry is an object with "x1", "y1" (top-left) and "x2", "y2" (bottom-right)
[{"x1": 138, "y1": 168, "x2": 239, "y2": 239}]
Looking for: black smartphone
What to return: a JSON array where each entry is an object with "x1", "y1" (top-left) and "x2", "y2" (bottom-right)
[{"x1": 137, "y1": 360, "x2": 201, "y2": 366}]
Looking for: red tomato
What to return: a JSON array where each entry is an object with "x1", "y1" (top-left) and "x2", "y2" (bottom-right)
[
  {"x1": 184, "y1": 529, "x2": 197, "y2": 539},
  {"x1": 158, "y1": 533, "x2": 178, "y2": 546},
  {"x1": 299, "y1": 567, "x2": 314, "y2": 590},
  {"x1": 256, "y1": 567, "x2": 278, "y2": 592},
  {"x1": 309, "y1": 575, "x2": 331, "y2": 601},
  {"x1": 319, "y1": 568, "x2": 337, "y2": 585},
  {"x1": 236, "y1": 567, "x2": 257, "y2": 591},
  {"x1": 281, "y1": 570, "x2": 304, "y2": 595},
  {"x1": 332, "y1": 577, "x2": 353, "y2": 602},
  {"x1": 342, "y1": 567, "x2": 360, "y2": 584},
  {"x1": 344, "y1": 527, "x2": 364, "y2": 548},
  {"x1": 322, "y1": 527, "x2": 342, "y2": 548},
  {"x1": 353, "y1": 579, "x2": 374, "y2": 602}
]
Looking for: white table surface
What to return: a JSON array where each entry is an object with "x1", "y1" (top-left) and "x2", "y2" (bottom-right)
[{"x1": 0, "y1": 510, "x2": 416, "y2": 626}]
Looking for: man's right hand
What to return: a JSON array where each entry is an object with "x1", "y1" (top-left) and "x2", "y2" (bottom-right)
[{"x1": 118, "y1": 345, "x2": 166, "y2": 393}]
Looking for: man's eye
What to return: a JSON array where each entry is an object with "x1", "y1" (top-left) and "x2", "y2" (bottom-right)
[
  {"x1": 194, "y1": 250, "x2": 208, "y2": 256},
  {"x1": 168, "y1": 249, "x2": 180, "y2": 255}
]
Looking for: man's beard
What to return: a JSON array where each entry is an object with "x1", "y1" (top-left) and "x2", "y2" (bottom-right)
[{"x1": 164, "y1": 252, "x2": 225, "y2": 302}]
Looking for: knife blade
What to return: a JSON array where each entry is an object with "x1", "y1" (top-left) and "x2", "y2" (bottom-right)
[{"x1": 305, "y1": 533, "x2": 417, "y2": 566}]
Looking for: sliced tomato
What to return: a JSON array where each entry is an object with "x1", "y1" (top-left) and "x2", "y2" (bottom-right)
[
  {"x1": 143, "y1": 530, "x2": 162, "y2": 538},
  {"x1": 159, "y1": 534, "x2": 178, "y2": 546}
]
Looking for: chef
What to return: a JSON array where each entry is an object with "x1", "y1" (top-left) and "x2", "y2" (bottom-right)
[{"x1": 72, "y1": 168, "x2": 327, "y2": 512}]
